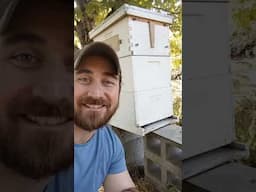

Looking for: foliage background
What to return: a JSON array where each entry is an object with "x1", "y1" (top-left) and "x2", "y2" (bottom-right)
[{"x1": 231, "y1": 0, "x2": 256, "y2": 166}]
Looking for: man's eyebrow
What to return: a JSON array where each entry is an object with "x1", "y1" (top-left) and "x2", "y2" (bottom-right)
[
  {"x1": 103, "y1": 72, "x2": 119, "y2": 79},
  {"x1": 75, "y1": 69, "x2": 92, "y2": 74},
  {"x1": 3, "y1": 33, "x2": 46, "y2": 45},
  {"x1": 75, "y1": 70, "x2": 118, "y2": 79}
]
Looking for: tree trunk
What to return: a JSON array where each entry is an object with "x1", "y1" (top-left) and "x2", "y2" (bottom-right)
[{"x1": 75, "y1": 0, "x2": 95, "y2": 46}]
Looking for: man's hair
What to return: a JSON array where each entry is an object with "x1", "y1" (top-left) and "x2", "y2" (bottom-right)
[
  {"x1": 75, "y1": 42, "x2": 122, "y2": 84},
  {"x1": 0, "y1": 0, "x2": 73, "y2": 35}
]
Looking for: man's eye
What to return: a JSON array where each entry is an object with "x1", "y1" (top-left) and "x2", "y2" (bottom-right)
[
  {"x1": 9, "y1": 53, "x2": 40, "y2": 69},
  {"x1": 77, "y1": 77, "x2": 90, "y2": 84},
  {"x1": 103, "y1": 80, "x2": 116, "y2": 87}
]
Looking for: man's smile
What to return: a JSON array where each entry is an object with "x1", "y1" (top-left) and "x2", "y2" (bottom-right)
[{"x1": 84, "y1": 104, "x2": 106, "y2": 111}]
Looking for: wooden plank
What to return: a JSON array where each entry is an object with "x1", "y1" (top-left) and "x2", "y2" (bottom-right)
[
  {"x1": 149, "y1": 21, "x2": 155, "y2": 48},
  {"x1": 103, "y1": 34, "x2": 120, "y2": 52}
]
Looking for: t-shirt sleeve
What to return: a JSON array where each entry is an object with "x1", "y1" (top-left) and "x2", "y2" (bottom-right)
[{"x1": 107, "y1": 130, "x2": 127, "y2": 174}]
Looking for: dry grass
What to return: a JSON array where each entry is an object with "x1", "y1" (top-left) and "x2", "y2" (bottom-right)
[{"x1": 134, "y1": 177, "x2": 156, "y2": 192}]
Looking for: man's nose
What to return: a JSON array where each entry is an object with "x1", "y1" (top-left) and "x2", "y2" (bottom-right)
[
  {"x1": 33, "y1": 68, "x2": 73, "y2": 102},
  {"x1": 87, "y1": 81, "x2": 104, "y2": 99},
  {"x1": 33, "y1": 83, "x2": 72, "y2": 102}
]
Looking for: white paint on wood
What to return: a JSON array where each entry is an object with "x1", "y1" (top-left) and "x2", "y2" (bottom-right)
[
  {"x1": 90, "y1": 5, "x2": 173, "y2": 135},
  {"x1": 183, "y1": 1, "x2": 234, "y2": 158}
]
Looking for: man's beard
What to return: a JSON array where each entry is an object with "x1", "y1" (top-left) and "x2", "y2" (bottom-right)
[
  {"x1": 74, "y1": 95, "x2": 118, "y2": 132},
  {"x1": 0, "y1": 91, "x2": 74, "y2": 179}
]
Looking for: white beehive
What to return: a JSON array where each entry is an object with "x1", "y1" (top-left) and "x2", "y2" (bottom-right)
[
  {"x1": 89, "y1": 4, "x2": 173, "y2": 135},
  {"x1": 183, "y1": 0, "x2": 235, "y2": 159}
]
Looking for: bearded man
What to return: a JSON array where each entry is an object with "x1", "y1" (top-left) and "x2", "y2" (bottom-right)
[
  {"x1": 74, "y1": 42, "x2": 138, "y2": 192},
  {"x1": 0, "y1": 0, "x2": 73, "y2": 191}
]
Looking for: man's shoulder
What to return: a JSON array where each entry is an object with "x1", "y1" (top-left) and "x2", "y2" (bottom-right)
[
  {"x1": 98, "y1": 125, "x2": 123, "y2": 152},
  {"x1": 99, "y1": 125, "x2": 118, "y2": 139}
]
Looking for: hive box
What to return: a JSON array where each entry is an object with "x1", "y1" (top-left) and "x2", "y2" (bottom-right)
[
  {"x1": 89, "y1": 4, "x2": 173, "y2": 135},
  {"x1": 183, "y1": 0, "x2": 235, "y2": 158}
]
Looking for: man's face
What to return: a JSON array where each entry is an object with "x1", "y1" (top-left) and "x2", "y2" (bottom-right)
[
  {"x1": 0, "y1": 1, "x2": 73, "y2": 179},
  {"x1": 74, "y1": 56, "x2": 120, "y2": 132}
]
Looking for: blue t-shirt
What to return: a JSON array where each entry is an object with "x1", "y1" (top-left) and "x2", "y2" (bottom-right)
[
  {"x1": 45, "y1": 125, "x2": 127, "y2": 192},
  {"x1": 74, "y1": 125, "x2": 127, "y2": 192},
  {"x1": 45, "y1": 166, "x2": 74, "y2": 192}
]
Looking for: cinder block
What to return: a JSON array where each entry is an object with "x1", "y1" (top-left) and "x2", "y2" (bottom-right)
[
  {"x1": 115, "y1": 126, "x2": 182, "y2": 191},
  {"x1": 146, "y1": 133, "x2": 161, "y2": 156},
  {"x1": 167, "y1": 170, "x2": 182, "y2": 189},
  {"x1": 166, "y1": 142, "x2": 182, "y2": 166},
  {"x1": 144, "y1": 128, "x2": 182, "y2": 191},
  {"x1": 147, "y1": 159, "x2": 162, "y2": 180}
]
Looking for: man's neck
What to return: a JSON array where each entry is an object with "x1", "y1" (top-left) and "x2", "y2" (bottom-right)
[
  {"x1": 74, "y1": 126, "x2": 96, "y2": 144},
  {"x1": 0, "y1": 163, "x2": 50, "y2": 192}
]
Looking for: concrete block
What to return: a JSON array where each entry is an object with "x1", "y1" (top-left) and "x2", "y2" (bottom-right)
[
  {"x1": 146, "y1": 133, "x2": 161, "y2": 156},
  {"x1": 144, "y1": 126, "x2": 182, "y2": 191}
]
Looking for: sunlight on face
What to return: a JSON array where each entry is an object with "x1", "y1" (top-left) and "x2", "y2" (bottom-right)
[{"x1": 74, "y1": 56, "x2": 120, "y2": 132}]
